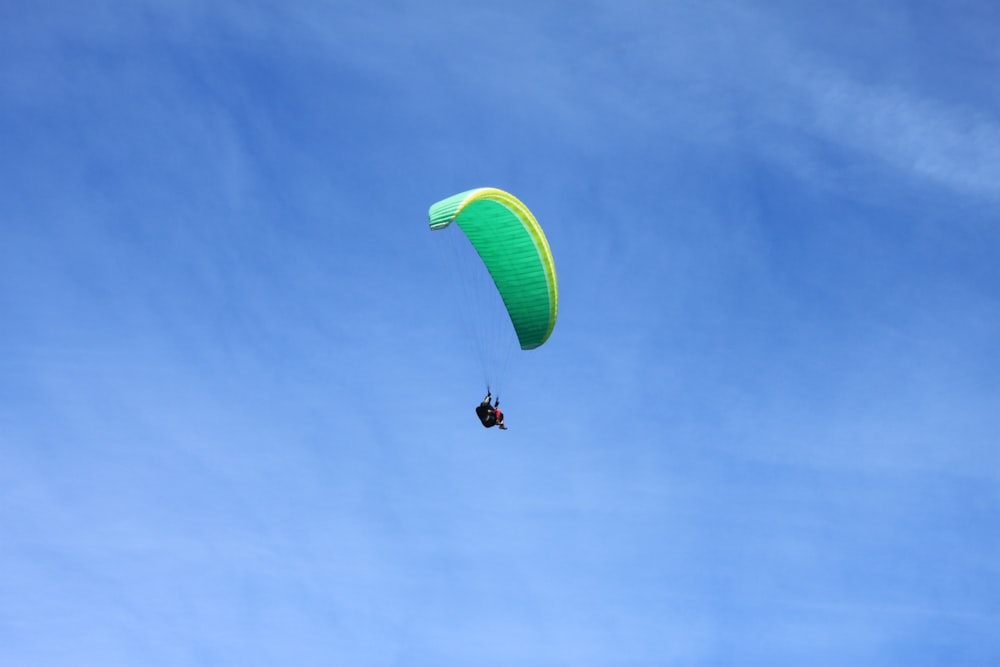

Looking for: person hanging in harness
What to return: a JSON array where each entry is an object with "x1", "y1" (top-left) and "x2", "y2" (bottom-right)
[{"x1": 475, "y1": 390, "x2": 507, "y2": 430}]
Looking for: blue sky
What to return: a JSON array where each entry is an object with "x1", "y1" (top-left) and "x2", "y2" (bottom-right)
[{"x1": 2, "y1": 1, "x2": 998, "y2": 665}]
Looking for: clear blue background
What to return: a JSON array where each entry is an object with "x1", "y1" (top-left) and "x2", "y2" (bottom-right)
[{"x1": 2, "y1": 1, "x2": 998, "y2": 665}]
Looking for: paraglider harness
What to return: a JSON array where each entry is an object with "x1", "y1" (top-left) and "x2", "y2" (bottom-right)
[{"x1": 476, "y1": 401, "x2": 497, "y2": 428}]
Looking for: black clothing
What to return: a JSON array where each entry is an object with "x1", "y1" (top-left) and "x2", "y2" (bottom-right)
[{"x1": 476, "y1": 402, "x2": 497, "y2": 428}]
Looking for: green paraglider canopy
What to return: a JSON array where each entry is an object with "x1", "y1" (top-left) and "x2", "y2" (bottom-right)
[{"x1": 429, "y1": 188, "x2": 558, "y2": 350}]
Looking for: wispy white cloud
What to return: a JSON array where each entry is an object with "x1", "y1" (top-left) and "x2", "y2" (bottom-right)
[
  {"x1": 774, "y1": 58, "x2": 1000, "y2": 198},
  {"x1": 290, "y1": 1, "x2": 1000, "y2": 201}
]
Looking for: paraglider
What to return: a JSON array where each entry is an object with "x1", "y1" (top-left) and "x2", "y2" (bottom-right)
[
  {"x1": 475, "y1": 390, "x2": 507, "y2": 430},
  {"x1": 428, "y1": 187, "x2": 558, "y2": 430}
]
